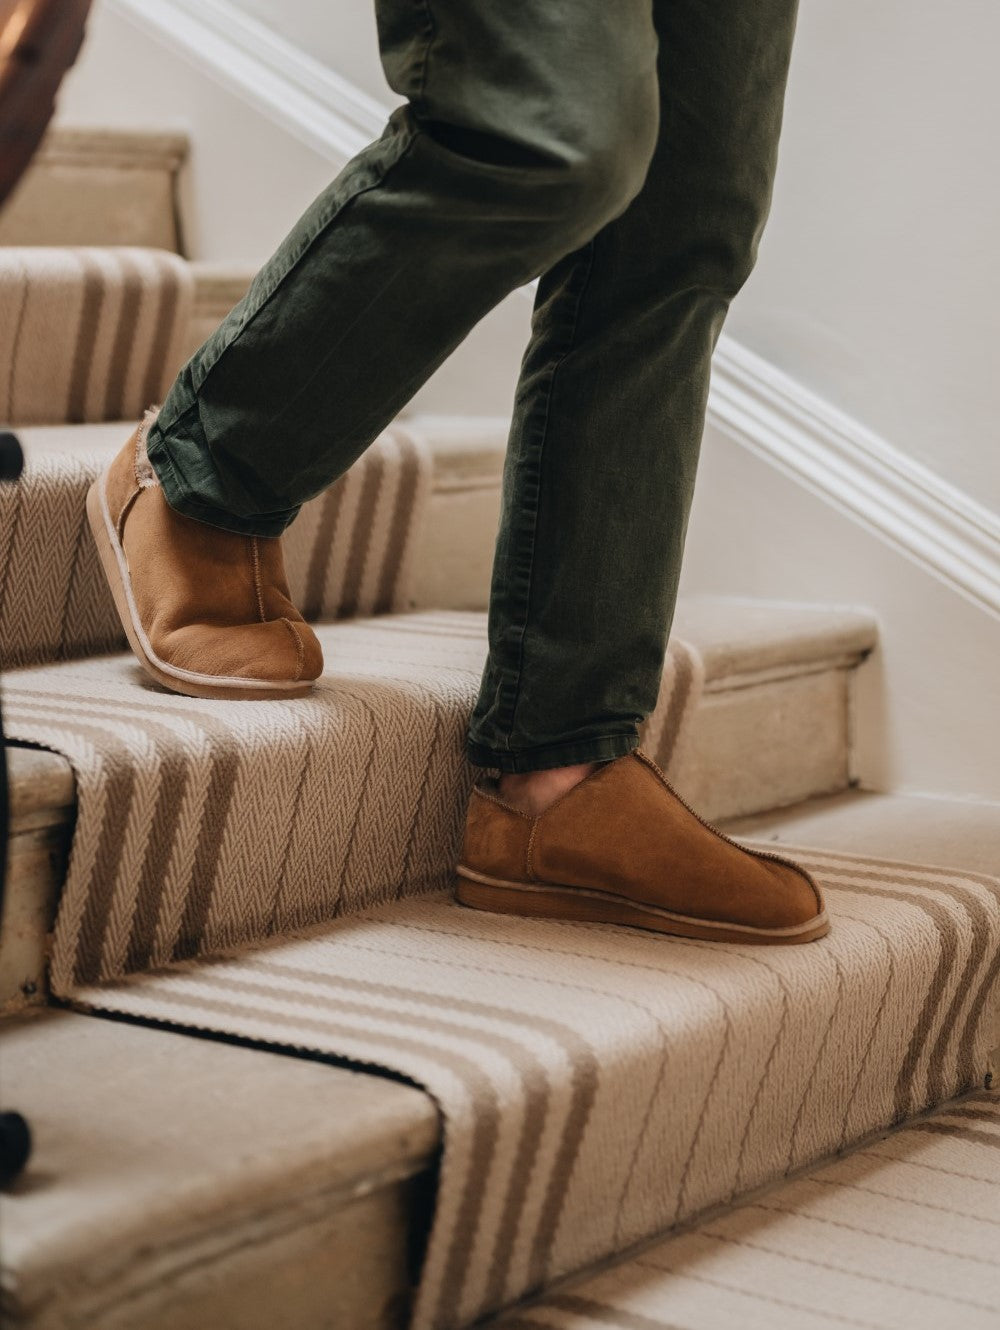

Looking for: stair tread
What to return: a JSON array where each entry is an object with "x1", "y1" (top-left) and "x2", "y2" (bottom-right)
[
  {"x1": 722, "y1": 787, "x2": 1000, "y2": 879},
  {"x1": 671, "y1": 595, "x2": 875, "y2": 684},
  {"x1": 31, "y1": 126, "x2": 190, "y2": 168},
  {"x1": 494, "y1": 1089, "x2": 1000, "y2": 1330},
  {"x1": 4, "y1": 579, "x2": 871, "y2": 831},
  {"x1": 0, "y1": 1007, "x2": 438, "y2": 1318}
]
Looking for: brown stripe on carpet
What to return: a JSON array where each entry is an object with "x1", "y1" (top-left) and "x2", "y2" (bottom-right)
[
  {"x1": 67, "y1": 725, "x2": 138, "y2": 986},
  {"x1": 169, "y1": 745, "x2": 242, "y2": 962},
  {"x1": 102, "y1": 251, "x2": 144, "y2": 421},
  {"x1": 55, "y1": 500, "x2": 94, "y2": 661},
  {"x1": 822, "y1": 861, "x2": 1000, "y2": 1101},
  {"x1": 0, "y1": 459, "x2": 24, "y2": 618},
  {"x1": 782, "y1": 866, "x2": 992, "y2": 1117},
  {"x1": 944, "y1": 1106, "x2": 1000, "y2": 1123},
  {"x1": 376, "y1": 425, "x2": 428, "y2": 612},
  {"x1": 907, "y1": 1122, "x2": 1000, "y2": 1150},
  {"x1": 338, "y1": 446, "x2": 385, "y2": 618},
  {"x1": 302, "y1": 479, "x2": 346, "y2": 619},
  {"x1": 66, "y1": 251, "x2": 108, "y2": 423},
  {"x1": 141, "y1": 251, "x2": 184, "y2": 407}
]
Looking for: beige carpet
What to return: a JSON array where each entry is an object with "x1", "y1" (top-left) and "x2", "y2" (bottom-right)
[
  {"x1": 0, "y1": 247, "x2": 193, "y2": 427},
  {"x1": 64, "y1": 852, "x2": 1000, "y2": 1329},
  {"x1": 494, "y1": 1091, "x2": 1000, "y2": 1330},
  {"x1": 0, "y1": 425, "x2": 431, "y2": 668},
  {"x1": 3, "y1": 614, "x2": 702, "y2": 993}
]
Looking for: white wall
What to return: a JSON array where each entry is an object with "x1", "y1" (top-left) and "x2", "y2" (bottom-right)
[
  {"x1": 678, "y1": 421, "x2": 1000, "y2": 802},
  {"x1": 225, "y1": 0, "x2": 1000, "y2": 513},
  {"x1": 730, "y1": 0, "x2": 1000, "y2": 513},
  {"x1": 55, "y1": 2, "x2": 339, "y2": 263},
  {"x1": 228, "y1": 0, "x2": 394, "y2": 105}
]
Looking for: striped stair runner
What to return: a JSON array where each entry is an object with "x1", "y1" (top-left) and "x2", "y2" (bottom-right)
[
  {"x1": 2, "y1": 616, "x2": 703, "y2": 991},
  {"x1": 3, "y1": 239, "x2": 997, "y2": 1330},
  {"x1": 62, "y1": 851, "x2": 999, "y2": 1328},
  {"x1": 494, "y1": 1090, "x2": 1000, "y2": 1330}
]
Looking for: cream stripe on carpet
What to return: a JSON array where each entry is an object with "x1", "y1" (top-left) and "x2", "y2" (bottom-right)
[
  {"x1": 2, "y1": 614, "x2": 702, "y2": 992},
  {"x1": 492, "y1": 1091, "x2": 1000, "y2": 1330},
  {"x1": 64, "y1": 856, "x2": 999, "y2": 1329},
  {"x1": 0, "y1": 427, "x2": 431, "y2": 668}
]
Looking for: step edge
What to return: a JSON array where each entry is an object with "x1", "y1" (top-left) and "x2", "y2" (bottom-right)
[
  {"x1": 0, "y1": 1008, "x2": 440, "y2": 1316},
  {"x1": 4, "y1": 611, "x2": 871, "y2": 822},
  {"x1": 34, "y1": 125, "x2": 190, "y2": 170}
]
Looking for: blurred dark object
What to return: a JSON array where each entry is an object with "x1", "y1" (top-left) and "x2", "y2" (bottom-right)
[
  {"x1": 1, "y1": 0, "x2": 93, "y2": 207},
  {"x1": 0, "y1": 1111, "x2": 32, "y2": 1187},
  {"x1": 0, "y1": 430, "x2": 25, "y2": 480}
]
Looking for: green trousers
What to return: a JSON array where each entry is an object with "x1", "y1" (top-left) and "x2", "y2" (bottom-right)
[{"x1": 146, "y1": 0, "x2": 800, "y2": 773}]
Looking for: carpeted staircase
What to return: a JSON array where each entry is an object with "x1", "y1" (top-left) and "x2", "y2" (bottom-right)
[{"x1": 1, "y1": 129, "x2": 998, "y2": 1330}]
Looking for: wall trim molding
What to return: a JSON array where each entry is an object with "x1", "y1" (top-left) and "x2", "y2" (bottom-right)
[
  {"x1": 107, "y1": 0, "x2": 388, "y2": 162},
  {"x1": 708, "y1": 336, "x2": 1000, "y2": 620},
  {"x1": 107, "y1": 0, "x2": 1000, "y2": 622}
]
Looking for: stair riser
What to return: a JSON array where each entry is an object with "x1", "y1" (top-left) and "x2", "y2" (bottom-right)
[
  {"x1": 1, "y1": 818, "x2": 72, "y2": 1013},
  {"x1": 676, "y1": 664, "x2": 855, "y2": 822},
  {"x1": 0, "y1": 130, "x2": 188, "y2": 253},
  {"x1": 35, "y1": 1175, "x2": 425, "y2": 1330}
]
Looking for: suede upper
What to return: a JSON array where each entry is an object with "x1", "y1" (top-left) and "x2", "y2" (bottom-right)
[
  {"x1": 103, "y1": 423, "x2": 323, "y2": 685},
  {"x1": 460, "y1": 751, "x2": 825, "y2": 932}
]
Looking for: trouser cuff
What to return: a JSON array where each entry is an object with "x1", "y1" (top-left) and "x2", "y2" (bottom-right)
[
  {"x1": 147, "y1": 437, "x2": 299, "y2": 539},
  {"x1": 465, "y1": 730, "x2": 639, "y2": 774}
]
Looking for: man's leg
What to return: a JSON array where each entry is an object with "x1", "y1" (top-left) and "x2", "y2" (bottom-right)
[
  {"x1": 88, "y1": 1, "x2": 661, "y2": 701},
  {"x1": 467, "y1": 0, "x2": 802, "y2": 778},
  {"x1": 144, "y1": 0, "x2": 661, "y2": 537},
  {"x1": 455, "y1": 0, "x2": 828, "y2": 943}
]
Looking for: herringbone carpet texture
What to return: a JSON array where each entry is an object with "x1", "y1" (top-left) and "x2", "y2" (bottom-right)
[
  {"x1": 2, "y1": 614, "x2": 703, "y2": 993},
  {"x1": 0, "y1": 425, "x2": 431, "y2": 668},
  {"x1": 494, "y1": 1091, "x2": 1000, "y2": 1330},
  {"x1": 66, "y1": 851, "x2": 999, "y2": 1329}
]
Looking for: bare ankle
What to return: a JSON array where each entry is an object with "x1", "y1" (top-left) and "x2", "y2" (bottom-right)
[{"x1": 497, "y1": 761, "x2": 600, "y2": 816}]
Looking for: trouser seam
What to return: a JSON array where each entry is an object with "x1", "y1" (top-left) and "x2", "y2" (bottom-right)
[
  {"x1": 413, "y1": 0, "x2": 437, "y2": 110},
  {"x1": 501, "y1": 236, "x2": 599, "y2": 751},
  {"x1": 182, "y1": 117, "x2": 422, "y2": 417}
]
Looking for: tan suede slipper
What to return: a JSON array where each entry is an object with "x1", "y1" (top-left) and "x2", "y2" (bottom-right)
[
  {"x1": 87, "y1": 411, "x2": 323, "y2": 701},
  {"x1": 455, "y1": 749, "x2": 829, "y2": 944}
]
